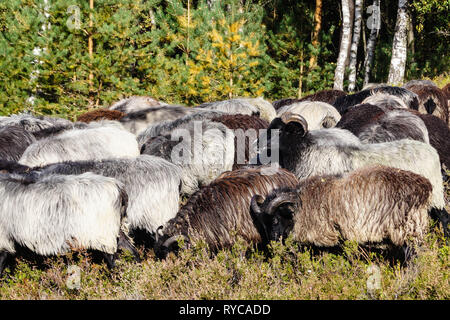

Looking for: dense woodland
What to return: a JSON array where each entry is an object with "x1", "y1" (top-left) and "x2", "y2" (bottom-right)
[{"x1": 0, "y1": 0, "x2": 448, "y2": 118}]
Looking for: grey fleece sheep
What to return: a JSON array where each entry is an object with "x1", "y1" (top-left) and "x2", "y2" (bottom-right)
[
  {"x1": 197, "y1": 99, "x2": 260, "y2": 117},
  {"x1": 0, "y1": 172, "x2": 131, "y2": 274},
  {"x1": 35, "y1": 155, "x2": 182, "y2": 241},
  {"x1": 276, "y1": 112, "x2": 449, "y2": 239},
  {"x1": 0, "y1": 113, "x2": 74, "y2": 134},
  {"x1": 141, "y1": 119, "x2": 235, "y2": 196},
  {"x1": 109, "y1": 96, "x2": 166, "y2": 113},
  {"x1": 154, "y1": 166, "x2": 299, "y2": 259},
  {"x1": 0, "y1": 125, "x2": 37, "y2": 161},
  {"x1": 251, "y1": 166, "x2": 432, "y2": 252},
  {"x1": 18, "y1": 126, "x2": 140, "y2": 167}
]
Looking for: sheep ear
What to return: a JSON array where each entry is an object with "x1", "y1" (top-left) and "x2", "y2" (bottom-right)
[{"x1": 321, "y1": 116, "x2": 336, "y2": 129}]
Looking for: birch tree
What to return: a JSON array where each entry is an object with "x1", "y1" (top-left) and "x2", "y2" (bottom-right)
[
  {"x1": 333, "y1": 0, "x2": 352, "y2": 91},
  {"x1": 387, "y1": 0, "x2": 410, "y2": 85},
  {"x1": 363, "y1": 0, "x2": 381, "y2": 87},
  {"x1": 347, "y1": 0, "x2": 362, "y2": 92}
]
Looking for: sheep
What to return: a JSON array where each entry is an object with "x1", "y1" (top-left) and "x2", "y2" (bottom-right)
[
  {"x1": 141, "y1": 120, "x2": 235, "y2": 196},
  {"x1": 403, "y1": 79, "x2": 438, "y2": 88},
  {"x1": 0, "y1": 172, "x2": 134, "y2": 274},
  {"x1": 0, "y1": 160, "x2": 30, "y2": 174},
  {"x1": 211, "y1": 114, "x2": 269, "y2": 169},
  {"x1": 276, "y1": 101, "x2": 342, "y2": 130},
  {"x1": 77, "y1": 109, "x2": 125, "y2": 123},
  {"x1": 442, "y1": 83, "x2": 450, "y2": 101},
  {"x1": 136, "y1": 110, "x2": 226, "y2": 147},
  {"x1": 275, "y1": 112, "x2": 449, "y2": 238},
  {"x1": 119, "y1": 105, "x2": 201, "y2": 135},
  {"x1": 402, "y1": 84, "x2": 449, "y2": 125},
  {"x1": 272, "y1": 90, "x2": 346, "y2": 111},
  {"x1": 250, "y1": 165, "x2": 433, "y2": 254},
  {"x1": 0, "y1": 113, "x2": 75, "y2": 134},
  {"x1": 0, "y1": 125, "x2": 37, "y2": 161},
  {"x1": 362, "y1": 83, "x2": 388, "y2": 90},
  {"x1": 336, "y1": 104, "x2": 429, "y2": 144},
  {"x1": 197, "y1": 99, "x2": 260, "y2": 117},
  {"x1": 34, "y1": 155, "x2": 182, "y2": 244},
  {"x1": 154, "y1": 166, "x2": 299, "y2": 259},
  {"x1": 234, "y1": 97, "x2": 277, "y2": 122},
  {"x1": 361, "y1": 93, "x2": 409, "y2": 110},
  {"x1": 18, "y1": 126, "x2": 140, "y2": 167},
  {"x1": 109, "y1": 96, "x2": 166, "y2": 114},
  {"x1": 333, "y1": 86, "x2": 419, "y2": 114}
]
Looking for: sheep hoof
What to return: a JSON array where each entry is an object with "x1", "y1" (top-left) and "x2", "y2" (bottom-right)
[
  {"x1": 0, "y1": 252, "x2": 9, "y2": 275},
  {"x1": 102, "y1": 253, "x2": 116, "y2": 270}
]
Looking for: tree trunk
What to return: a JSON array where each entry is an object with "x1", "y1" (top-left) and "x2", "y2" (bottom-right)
[
  {"x1": 363, "y1": 0, "x2": 381, "y2": 87},
  {"x1": 88, "y1": 0, "x2": 94, "y2": 108},
  {"x1": 387, "y1": 0, "x2": 410, "y2": 85},
  {"x1": 347, "y1": 0, "x2": 362, "y2": 92},
  {"x1": 309, "y1": 0, "x2": 323, "y2": 70},
  {"x1": 334, "y1": 0, "x2": 352, "y2": 91}
]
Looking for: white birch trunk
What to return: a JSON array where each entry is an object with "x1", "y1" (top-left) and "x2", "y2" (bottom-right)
[
  {"x1": 387, "y1": 0, "x2": 410, "y2": 85},
  {"x1": 334, "y1": 0, "x2": 352, "y2": 91},
  {"x1": 363, "y1": 0, "x2": 381, "y2": 87},
  {"x1": 347, "y1": 0, "x2": 362, "y2": 92}
]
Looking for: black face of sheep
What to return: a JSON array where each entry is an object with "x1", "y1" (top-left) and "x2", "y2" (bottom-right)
[
  {"x1": 153, "y1": 227, "x2": 190, "y2": 259},
  {"x1": 250, "y1": 193, "x2": 298, "y2": 244}
]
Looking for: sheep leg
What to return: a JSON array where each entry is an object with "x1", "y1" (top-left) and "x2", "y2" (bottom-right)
[
  {"x1": 118, "y1": 230, "x2": 141, "y2": 262},
  {"x1": 102, "y1": 252, "x2": 116, "y2": 270},
  {"x1": 0, "y1": 251, "x2": 9, "y2": 275},
  {"x1": 401, "y1": 244, "x2": 415, "y2": 266}
]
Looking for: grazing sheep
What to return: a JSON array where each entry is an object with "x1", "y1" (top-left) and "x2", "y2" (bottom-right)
[
  {"x1": 141, "y1": 120, "x2": 235, "y2": 196},
  {"x1": 236, "y1": 97, "x2": 277, "y2": 122},
  {"x1": 18, "y1": 126, "x2": 139, "y2": 167},
  {"x1": 336, "y1": 105, "x2": 429, "y2": 144},
  {"x1": 197, "y1": 99, "x2": 260, "y2": 117},
  {"x1": 250, "y1": 166, "x2": 432, "y2": 252},
  {"x1": 361, "y1": 93, "x2": 409, "y2": 110},
  {"x1": 276, "y1": 101, "x2": 342, "y2": 130},
  {"x1": 0, "y1": 172, "x2": 132, "y2": 274},
  {"x1": 109, "y1": 96, "x2": 166, "y2": 113},
  {"x1": 211, "y1": 114, "x2": 269, "y2": 169},
  {"x1": 119, "y1": 105, "x2": 200, "y2": 135},
  {"x1": 137, "y1": 110, "x2": 226, "y2": 147},
  {"x1": 154, "y1": 166, "x2": 299, "y2": 258},
  {"x1": 0, "y1": 125, "x2": 37, "y2": 161},
  {"x1": 77, "y1": 109, "x2": 125, "y2": 123},
  {"x1": 276, "y1": 112, "x2": 449, "y2": 238},
  {"x1": 403, "y1": 79, "x2": 438, "y2": 88},
  {"x1": 333, "y1": 86, "x2": 419, "y2": 114},
  {"x1": 272, "y1": 90, "x2": 346, "y2": 111},
  {"x1": 35, "y1": 155, "x2": 182, "y2": 242},
  {"x1": 0, "y1": 113, "x2": 75, "y2": 134},
  {"x1": 403, "y1": 84, "x2": 449, "y2": 125}
]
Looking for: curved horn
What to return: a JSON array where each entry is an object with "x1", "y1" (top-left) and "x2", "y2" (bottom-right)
[
  {"x1": 162, "y1": 234, "x2": 189, "y2": 249},
  {"x1": 250, "y1": 194, "x2": 265, "y2": 215},
  {"x1": 280, "y1": 112, "x2": 308, "y2": 135},
  {"x1": 266, "y1": 193, "x2": 297, "y2": 216}
]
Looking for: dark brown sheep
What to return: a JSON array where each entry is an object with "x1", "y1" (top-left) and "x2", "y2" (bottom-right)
[
  {"x1": 405, "y1": 84, "x2": 449, "y2": 125},
  {"x1": 77, "y1": 109, "x2": 125, "y2": 123}
]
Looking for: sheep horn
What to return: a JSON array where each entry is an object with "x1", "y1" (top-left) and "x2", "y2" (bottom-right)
[
  {"x1": 250, "y1": 194, "x2": 265, "y2": 215},
  {"x1": 266, "y1": 193, "x2": 297, "y2": 216},
  {"x1": 280, "y1": 112, "x2": 308, "y2": 133},
  {"x1": 162, "y1": 234, "x2": 189, "y2": 249}
]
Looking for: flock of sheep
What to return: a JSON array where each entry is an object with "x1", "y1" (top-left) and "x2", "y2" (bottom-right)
[{"x1": 0, "y1": 80, "x2": 449, "y2": 275}]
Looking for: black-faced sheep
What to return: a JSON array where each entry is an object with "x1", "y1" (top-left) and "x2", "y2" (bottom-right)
[
  {"x1": 34, "y1": 155, "x2": 182, "y2": 244},
  {"x1": 154, "y1": 166, "x2": 299, "y2": 259},
  {"x1": 333, "y1": 86, "x2": 419, "y2": 114},
  {"x1": 276, "y1": 112, "x2": 448, "y2": 238},
  {"x1": 18, "y1": 126, "x2": 140, "y2": 167},
  {"x1": 0, "y1": 125, "x2": 37, "y2": 161},
  {"x1": 251, "y1": 166, "x2": 432, "y2": 252},
  {"x1": 0, "y1": 172, "x2": 134, "y2": 274},
  {"x1": 141, "y1": 120, "x2": 235, "y2": 196}
]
